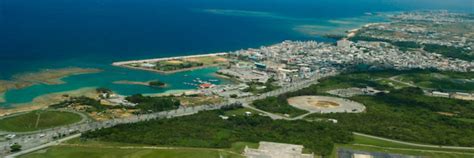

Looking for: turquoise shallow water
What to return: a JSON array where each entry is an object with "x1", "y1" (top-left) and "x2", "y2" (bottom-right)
[{"x1": 1, "y1": 66, "x2": 228, "y2": 107}]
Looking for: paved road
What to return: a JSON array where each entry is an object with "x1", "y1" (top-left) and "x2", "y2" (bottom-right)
[
  {"x1": 5, "y1": 134, "x2": 82, "y2": 158},
  {"x1": 0, "y1": 71, "x2": 333, "y2": 157},
  {"x1": 388, "y1": 76, "x2": 416, "y2": 87},
  {"x1": 3, "y1": 71, "x2": 474, "y2": 157},
  {"x1": 353, "y1": 132, "x2": 474, "y2": 150},
  {"x1": 0, "y1": 103, "x2": 237, "y2": 157}
]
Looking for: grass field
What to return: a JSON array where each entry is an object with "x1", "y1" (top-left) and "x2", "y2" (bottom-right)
[
  {"x1": 176, "y1": 96, "x2": 224, "y2": 107},
  {"x1": 397, "y1": 72, "x2": 474, "y2": 92},
  {"x1": 20, "y1": 138, "x2": 256, "y2": 158},
  {"x1": 330, "y1": 134, "x2": 474, "y2": 158},
  {"x1": 184, "y1": 56, "x2": 228, "y2": 65},
  {"x1": 223, "y1": 107, "x2": 260, "y2": 116},
  {"x1": 0, "y1": 110, "x2": 82, "y2": 132}
]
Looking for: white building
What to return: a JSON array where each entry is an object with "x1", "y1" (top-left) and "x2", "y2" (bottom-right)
[
  {"x1": 244, "y1": 141, "x2": 314, "y2": 158},
  {"x1": 337, "y1": 39, "x2": 352, "y2": 49},
  {"x1": 431, "y1": 91, "x2": 450, "y2": 98},
  {"x1": 299, "y1": 67, "x2": 311, "y2": 79}
]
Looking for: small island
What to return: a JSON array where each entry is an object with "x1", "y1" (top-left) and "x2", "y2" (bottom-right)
[
  {"x1": 113, "y1": 80, "x2": 167, "y2": 88},
  {"x1": 148, "y1": 80, "x2": 166, "y2": 87}
]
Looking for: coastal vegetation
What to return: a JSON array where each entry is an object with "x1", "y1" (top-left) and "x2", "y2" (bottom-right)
[
  {"x1": 0, "y1": 87, "x2": 98, "y2": 117},
  {"x1": 113, "y1": 80, "x2": 167, "y2": 88},
  {"x1": 155, "y1": 60, "x2": 204, "y2": 71},
  {"x1": 148, "y1": 80, "x2": 166, "y2": 87},
  {"x1": 152, "y1": 56, "x2": 228, "y2": 72},
  {"x1": 51, "y1": 96, "x2": 111, "y2": 112},
  {"x1": 95, "y1": 87, "x2": 112, "y2": 94},
  {"x1": 0, "y1": 110, "x2": 82, "y2": 132},
  {"x1": 125, "y1": 94, "x2": 180, "y2": 113},
  {"x1": 81, "y1": 109, "x2": 353, "y2": 156}
]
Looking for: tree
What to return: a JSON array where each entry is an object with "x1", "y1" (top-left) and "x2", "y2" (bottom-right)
[
  {"x1": 149, "y1": 80, "x2": 166, "y2": 87},
  {"x1": 10, "y1": 143, "x2": 21, "y2": 152},
  {"x1": 96, "y1": 87, "x2": 112, "y2": 94}
]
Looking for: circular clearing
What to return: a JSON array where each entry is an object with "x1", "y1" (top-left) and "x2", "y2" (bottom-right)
[
  {"x1": 287, "y1": 96, "x2": 365, "y2": 113},
  {"x1": 0, "y1": 110, "x2": 83, "y2": 132}
]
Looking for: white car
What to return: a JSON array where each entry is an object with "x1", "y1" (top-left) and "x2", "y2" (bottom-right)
[{"x1": 5, "y1": 134, "x2": 16, "y2": 139}]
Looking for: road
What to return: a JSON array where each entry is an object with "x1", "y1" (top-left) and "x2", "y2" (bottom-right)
[
  {"x1": 353, "y1": 132, "x2": 474, "y2": 150},
  {"x1": 0, "y1": 71, "x2": 333, "y2": 157},
  {"x1": 3, "y1": 71, "x2": 474, "y2": 157},
  {"x1": 5, "y1": 134, "x2": 82, "y2": 158},
  {"x1": 0, "y1": 103, "x2": 235, "y2": 157},
  {"x1": 388, "y1": 76, "x2": 418, "y2": 87}
]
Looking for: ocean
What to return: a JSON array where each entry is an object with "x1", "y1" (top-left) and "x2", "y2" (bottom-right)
[{"x1": 0, "y1": 0, "x2": 472, "y2": 106}]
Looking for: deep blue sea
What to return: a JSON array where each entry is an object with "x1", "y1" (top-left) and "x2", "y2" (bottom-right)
[{"x1": 0, "y1": 0, "x2": 472, "y2": 106}]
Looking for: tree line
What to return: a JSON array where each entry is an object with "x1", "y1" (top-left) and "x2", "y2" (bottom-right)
[{"x1": 82, "y1": 109, "x2": 353, "y2": 156}]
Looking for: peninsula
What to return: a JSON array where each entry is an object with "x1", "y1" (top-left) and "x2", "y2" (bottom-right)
[{"x1": 112, "y1": 53, "x2": 229, "y2": 74}]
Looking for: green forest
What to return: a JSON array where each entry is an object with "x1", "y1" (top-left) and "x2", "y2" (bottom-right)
[
  {"x1": 82, "y1": 109, "x2": 352, "y2": 156},
  {"x1": 423, "y1": 44, "x2": 473, "y2": 61},
  {"x1": 125, "y1": 94, "x2": 180, "y2": 113},
  {"x1": 303, "y1": 70, "x2": 474, "y2": 146},
  {"x1": 252, "y1": 96, "x2": 307, "y2": 117}
]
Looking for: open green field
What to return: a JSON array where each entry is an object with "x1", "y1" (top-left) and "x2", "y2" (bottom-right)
[
  {"x1": 252, "y1": 96, "x2": 308, "y2": 117},
  {"x1": 223, "y1": 107, "x2": 260, "y2": 116},
  {"x1": 312, "y1": 70, "x2": 474, "y2": 93},
  {"x1": 0, "y1": 110, "x2": 82, "y2": 132},
  {"x1": 330, "y1": 134, "x2": 474, "y2": 158},
  {"x1": 20, "y1": 138, "x2": 255, "y2": 158},
  {"x1": 397, "y1": 71, "x2": 474, "y2": 92}
]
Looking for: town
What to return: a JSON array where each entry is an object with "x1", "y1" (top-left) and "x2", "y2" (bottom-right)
[{"x1": 2, "y1": 10, "x2": 474, "y2": 158}]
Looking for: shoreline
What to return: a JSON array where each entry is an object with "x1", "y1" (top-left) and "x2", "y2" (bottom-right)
[
  {"x1": 113, "y1": 80, "x2": 168, "y2": 88},
  {"x1": 346, "y1": 22, "x2": 387, "y2": 38},
  {"x1": 346, "y1": 22, "x2": 386, "y2": 38},
  {"x1": 0, "y1": 93, "x2": 5, "y2": 103},
  {"x1": 111, "y1": 52, "x2": 228, "y2": 74},
  {"x1": 0, "y1": 67, "x2": 102, "y2": 95},
  {"x1": 143, "y1": 89, "x2": 196, "y2": 97},
  {"x1": 117, "y1": 64, "x2": 221, "y2": 74},
  {"x1": 112, "y1": 52, "x2": 228, "y2": 66},
  {"x1": 0, "y1": 87, "x2": 98, "y2": 117}
]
